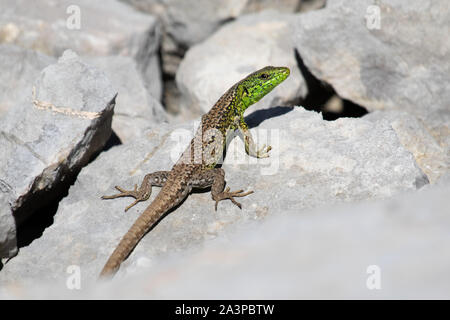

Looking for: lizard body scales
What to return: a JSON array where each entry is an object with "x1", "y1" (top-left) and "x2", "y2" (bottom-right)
[{"x1": 100, "y1": 66, "x2": 290, "y2": 277}]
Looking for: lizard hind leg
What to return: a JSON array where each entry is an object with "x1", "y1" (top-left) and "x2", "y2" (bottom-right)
[
  {"x1": 213, "y1": 187, "x2": 254, "y2": 211},
  {"x1": 191, "y1": 168, "x2": 253, "y2": 211},
  {"x1": 101, "y1": 171, "x2": 170, "y2": 212}
]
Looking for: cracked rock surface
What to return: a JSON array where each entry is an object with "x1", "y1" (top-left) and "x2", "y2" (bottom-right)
[
  {"x1": 0, "y1": 50, "x2": 116, "y2": 258},
  {"x1": 0, "y1": 107, "x2": 427, "y2": 284}
]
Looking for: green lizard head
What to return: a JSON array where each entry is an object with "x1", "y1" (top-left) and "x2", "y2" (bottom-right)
[{"x1": 238, "y1": 66, "x2": 290, "y2": 110}]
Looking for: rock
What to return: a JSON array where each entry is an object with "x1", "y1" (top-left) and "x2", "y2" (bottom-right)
[
  {"x1": 0, "y1": 47, "x2": 167, "y2": 143},
  {"x1": 0, "y1": 107, "x2": 427, "y2": 283},
  {"x1": 0, "y1": 190, "x2": 15, "y2": 258},
  {"x1": 1, "y1": 141, "x2": 447, "y2": 300},
  {"x1": 293, "y1": 0, "x2": 450, "y2": 151},
  {"x1": 243, "y1": 0, "x2": 302, "y2": 13},
  {"x1": 365, "y1": 111, "x2": 449, "y2": 184},
  {"x1": 121, "y1": 0, "x2": 303, "y2": 76},
  {"x1": 0, "y1": 0, "x2": 162, "y2": 100},
  {"x1": 298, "y1": 0, "x2": 326, "y2": 12},
  {"x1": 0, "y1": 44, "x2": 55, "y2": 116},
  {"x1": 107, "y1": 179, "x2": 450, "y2": 299},
  {"x1": 127, "y1": 0, "x2": 247, "y2": 47},
  {"x1": 434, "y1": 173, "x2": 450, "y2": 189},
  {"x1": 121, "y1": 0, "x2": 247, "y2": 77},
  {"x1": 176, "y1": 11, "x2": 307, "y2": 116},
  {"x1": 84, "y1": 56, "x2": 168, "y2": 143},
  {"x1": 0, "y1": 50, "x2": 116, "y2": 258}
]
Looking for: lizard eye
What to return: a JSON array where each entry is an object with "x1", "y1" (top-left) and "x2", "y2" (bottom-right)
[{"x1": 259, "y1": 73, "x2": 269, "y2": 79}]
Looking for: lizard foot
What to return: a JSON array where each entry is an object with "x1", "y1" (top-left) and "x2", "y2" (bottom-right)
[
  {"x1": 101, "y1": 185, "x2": 150, "y2": 212},
  {"x1": 214, "y1": 187, "x2": 254, "y2": 211},
  {"x1": 256, "y1": 144, "x2": 272, "y2": 158}
]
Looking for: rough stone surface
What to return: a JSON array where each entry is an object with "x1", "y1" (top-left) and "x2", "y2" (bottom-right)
[
  {"x1": 365, "y1": 111, "x2": 449, "y2": 184},
  {"x1": 1, "y1": 159, "x2": 448, "y2": 299},
  {"x1": 0, "y1": 107, "x2": 427, "y2": 284},
  {"x1": 122, "y1": 0, "x2": 246, "y2": 77},
  {"x1": 0, "y1": 44, "x2": 55, "y2": 116},
  {"x1": 121, "y1": 0, "x2": 303, "y2": 76},
  {"x1": 115, "y1": 178, "x2": 450, "y2": 299},
  {"x1": 0, "y1": 0, "x2": 447, "y2": 300},
  {"x1": 0, "y1": 0, "x2": 162, "y2": 100},
  {"x1": 293, "y1": 0, "x2": 450, "y2": 151},
  {"x1": 123, "y1": 0, "x2": 245, "y2": 48},
  {"x1": 0, "y1": 190, "x2": 15, "y2": 257},
  {"x1": 243, "y1": 0, "x2": 302, "y2": 13},
  {"x1": 176, "y1": 11, "x2": 307, "y2": 116},
  {"x1": 84, "y1": 56, "x2": 168, "y2": 143},
  {"x1": 0, "y1": 50, "x2": 116, "y2": 258},
  {"x1": 298, "y1": 0, "x2": 326, "y2": 12}
]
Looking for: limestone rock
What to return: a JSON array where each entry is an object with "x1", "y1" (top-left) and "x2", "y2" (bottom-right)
[
  {"x1": 121, "y1": 0, "x2": 303, "y2": 75},
  {"x1": 293, "y1": 0, "x2": 450, "y2": 151},
  {"x1": 0, "y1": 44, "x2": 55, "y2": 116},
  {"x1": 94, "y1": 179, "x2": 449, "y2": 299},
  {"x1": 0, "y1": 107, "x2": 427, "y2": 282},
  {"x1": 365, "y1": 110, "x2": 449, "y2": 184},
  {"x1": 3, "y1": 180, "x2": 449, "y2": 298},
  {"x1": 0, "y1": 0, "x2": 162, "y2": 100},
  {"x1": 0, "y1": 50, "x2": 116, "y2": 258},
  {"x1": 84, "y1": 56, "x2": 168, "y2": 143}
]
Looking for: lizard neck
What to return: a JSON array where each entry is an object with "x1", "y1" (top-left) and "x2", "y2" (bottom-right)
[{"x1": 232, "y1": 85, "x2": 247, "y2": 117}]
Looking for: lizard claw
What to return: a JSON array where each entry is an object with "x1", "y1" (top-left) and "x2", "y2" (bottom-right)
[
  {"x1": 102, "y1": 184, "x2": 138, "y2": 199},
  {"x1": 124, "y1": 199, "x2": 140, "y2": 212},
  {"x1": 101, "y1": 184, "x2": 150, "y2": 212},
  {"x1": 214, "y1": 188, "x2": 254, "y2": 211},
  {"x1": 256, "y1": 144, "x2": 272, "y2": 158}
]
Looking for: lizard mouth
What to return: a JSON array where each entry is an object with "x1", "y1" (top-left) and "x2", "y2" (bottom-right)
[
  {"x1": 267, "y1": 67, "x2": 290, "y2": 86},
  {"x1": 278, "y1": 67, "x2": 290, "y2": 80}
]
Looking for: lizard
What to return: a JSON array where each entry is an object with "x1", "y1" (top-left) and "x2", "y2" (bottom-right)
[{"x1": 99, "y1": 66, "x2": 290, "y2": 278}]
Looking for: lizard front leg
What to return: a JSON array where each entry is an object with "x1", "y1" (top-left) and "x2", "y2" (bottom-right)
[
  {"x1": 102, "y1": 171, "x2": 170, "y2": 211},
  {"x1": 237, "y1": 116, "x2": 272, "y2": 158},
  {"x1": 191, "y1": 168, "x2": 253, "y2": 211}
]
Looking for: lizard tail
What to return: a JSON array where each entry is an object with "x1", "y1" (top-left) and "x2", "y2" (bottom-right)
[{"x1": 99, "y1": 194, "x2": 171, "y2": 278}]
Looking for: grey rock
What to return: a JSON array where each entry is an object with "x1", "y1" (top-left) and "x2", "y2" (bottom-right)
[
  {"x1": 3, "y1": 181, "x2": 449, "y2": 299},
  {"x1": 0, "y1": 107, "x2": 427, "y2": 284},
  {"x1": 0, "y1": 44, "x2": 55, "y2": 116},
  {"x1": 121, "y1": 0, "x2": 305, "y2": 46},
  {"x1": 0, "y1": 50, "x2": 116, "y2": 258},
  {"x1": 121, "y1": 0, "x2": 247, "y2": 77},
  {"x1": 298, "y1": 0, "x2": 326, "y2": 12},
  {"x1": 0, "y1": 0, "x2": 162, "y2": 100},
  {"x1": 121, "y1": 0, "x2": 303, "y2": 76},
  {"x1": 293, "y1": 0, "x2": 450, "y2": 151},
  {"x1": 0, "y1": 189, "x2": 15, "y2": 258},
  {"x1": 106, "y1": 179, "x2": 449, "y2": 299},
  {"x1": 243, "y1": 0, "x2": 302, "y2": 13},
  {"x1": 83, "y1": 56, "x2": 168, "y2": 143},
  {"x1": 127, "y1": 0, "x2": 247, "y2": 47},
  {"x1": 176, "y1": 11, "x2": 307, "y2": 116},
  {"x1": 120, "y1": 178, "x2": 449, "y2": 299},
  {"x1": 365, "y1": 110, "x2": 449, "y2": 184}
]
